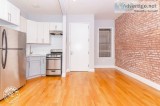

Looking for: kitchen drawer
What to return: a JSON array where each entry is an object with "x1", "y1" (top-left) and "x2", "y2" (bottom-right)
[{"x1": 46, "y1": 70, "x2": 61, "y2": 75}]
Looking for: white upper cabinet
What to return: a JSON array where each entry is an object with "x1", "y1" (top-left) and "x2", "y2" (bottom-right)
[
  {"x1": 20, "y1": 16, "x2": 27, "y2": 33},
  {"x1": 36, "y1": 22, "x2": 50, "y2": 44},
  {"x1": 9, "y1": 2, "x2": 20, "y2": 25},
  {"x1": 0, "y1": 0, "x2": 8, "y2": 21},
  {"x1": 0, "y1": 0, "x2": 20, "y2": 26},
  {"x1": 27, "y1": 21, "x2": 50, "y2": 44},
  {"x1": 43, "y1": 23, "x2": 50, "y2": 44},
  {"x1": 50, "y1": 23, "x2": 62, "y2": 30},
  {"x1": 27, "y1": 20, "x2": 37, "y2": 43},
  {"x1": 37, "y1": 22, "x2": 44, "y2": 43}
]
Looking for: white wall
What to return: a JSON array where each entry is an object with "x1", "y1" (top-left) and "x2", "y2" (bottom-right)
[
  {"x1": 26, "y1": 36, "x2": 63, "y2": 55},
  {"x1": 94, "y1": 20, "x2": 115, "y2": 68},
  {"x1": 67, "y1": 15, "x2": 95, "y2": 71}
]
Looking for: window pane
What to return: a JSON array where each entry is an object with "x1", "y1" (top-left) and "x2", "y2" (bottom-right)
[{"x1": 99, "y1": 29, "x2": 111, "y2": 57}]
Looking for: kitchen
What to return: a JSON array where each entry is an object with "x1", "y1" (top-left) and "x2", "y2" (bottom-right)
[
  {"x1": 1, "y1": 0, "x2": 160, "y2": 106},
  {"x1": 0, "y1": 0, "x2": 66, "y2": 102}
]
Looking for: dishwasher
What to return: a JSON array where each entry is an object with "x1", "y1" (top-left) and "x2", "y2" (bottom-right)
[{"x1": 46, "y1": 49, "x2": 62, "y2": 76}]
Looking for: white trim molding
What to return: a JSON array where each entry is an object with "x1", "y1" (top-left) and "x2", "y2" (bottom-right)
[
  {"x1": 27, "y1": 75, "x2": 42, "y2": 80},
  {"x1": 62, "y1": 73, "x2": 66, "y2": 77},
  {"x1": 66, "y1": 68, "x2": 95, "y2": 72},
  {"x1": 115, "y1": 66, "x2": 160, "y2": 91},
  {"x1": 66, "y1": 69, "x2": 70, "y2": 72},
  {"x1": 95, "y1": 65, "x2": 115, "y2": 68},
  {"x1": 89, "y1": 68, "x2": 95, "y2": 72}
]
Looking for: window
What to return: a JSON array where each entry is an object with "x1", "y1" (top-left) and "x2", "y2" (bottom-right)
[{"x1": 99, "y1": 28, "x2": 111, "y2": 57}]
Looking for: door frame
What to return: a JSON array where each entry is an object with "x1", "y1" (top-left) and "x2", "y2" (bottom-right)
[{"x1": 68, "y1": 22, "x2": 90, "y2": 72}]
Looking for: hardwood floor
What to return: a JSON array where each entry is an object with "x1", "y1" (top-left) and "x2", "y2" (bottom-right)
[{"x1": 0, "y1": 68, "x2": 160, "y2": 106}]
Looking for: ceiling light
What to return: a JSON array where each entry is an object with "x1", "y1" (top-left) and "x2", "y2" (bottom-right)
[
  {"x1": 73, "y1": 0, "x2": 77, "y2": 2},
  {"x1": 32, "y1": 0, "x2": 40, "y2": 8}
]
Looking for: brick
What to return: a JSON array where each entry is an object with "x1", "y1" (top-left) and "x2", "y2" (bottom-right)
[{"x1": 115, "y1": 11, "x2": 160, "y2": 84}]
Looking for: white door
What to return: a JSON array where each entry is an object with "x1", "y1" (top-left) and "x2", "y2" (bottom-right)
[{"x1": 70, "y1": 23, "x2": 89, "y2": 71}]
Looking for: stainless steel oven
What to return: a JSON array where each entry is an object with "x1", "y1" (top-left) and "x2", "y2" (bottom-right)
[{"x1": 46, "y1": 50, "x2": 62, "y2": 76}]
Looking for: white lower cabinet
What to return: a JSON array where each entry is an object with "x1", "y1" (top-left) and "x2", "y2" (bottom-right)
[{"x1": 26, "y1": 56, "x2": 46, "y2": 79}]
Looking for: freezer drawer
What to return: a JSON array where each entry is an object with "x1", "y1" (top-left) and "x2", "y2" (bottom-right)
[
  {"x1": 46, "y1": 70, "x2": 61, "y2": 75},
  {"x1": 46, "y1": 58, "x2": 61, "y2": 70}
]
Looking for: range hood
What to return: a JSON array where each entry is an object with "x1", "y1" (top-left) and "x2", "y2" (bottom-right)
[{"x1": 49, "y1": 30, "x2": 63, "y2": 35}]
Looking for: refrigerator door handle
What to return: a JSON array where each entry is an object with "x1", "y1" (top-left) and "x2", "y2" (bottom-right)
[{"x1": 2, "y1": 29, "x2": 8, "y2": 69}]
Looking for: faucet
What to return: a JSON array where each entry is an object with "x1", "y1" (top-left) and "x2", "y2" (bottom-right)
[{"x1": 30, "y1": 45, "x2": 33, "y2": 54}]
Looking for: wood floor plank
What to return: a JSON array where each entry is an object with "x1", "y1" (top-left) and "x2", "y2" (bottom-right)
[{"x1": 0, "y1": 68, "x2": 160, "y2": 106}]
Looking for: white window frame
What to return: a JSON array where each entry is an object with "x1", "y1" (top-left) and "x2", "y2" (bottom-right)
[{"x1": 98, "y1": 27, "x2": 113, "y2": 59}]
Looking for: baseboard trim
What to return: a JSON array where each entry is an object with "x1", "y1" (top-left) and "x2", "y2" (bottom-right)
[
  {"x1": 66, "y1": 68, "x2": 70, "y2": 72},
  {"x1": 66, "y1": 68, "x2": 95, "y2": 72},
  {"x1": 95, "y1": 65, "x2": 115, "y2": 68},
  {"x1": 115, "y1": 66, "x2": 160, "y2": 91},
  {"x1": 62, "y1": 73, "x2": 66, "y2": 77},
  {"x1": 27, "y1": 75, "x2": 41, "y2": 80},
  {"x1": 89, "y1": 68, "x2": 95, "y2": 72}
]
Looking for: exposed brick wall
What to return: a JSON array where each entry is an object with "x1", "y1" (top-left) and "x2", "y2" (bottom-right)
[{"x1": 115, "y1": 12, "x2": 160, "y2": 84}]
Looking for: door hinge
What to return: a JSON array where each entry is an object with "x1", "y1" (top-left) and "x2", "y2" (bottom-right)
[
  {"x1": 88, "y1": 64, "x2": 89, "y2": 67},
  {"x1": 88, "y1": 51, "x2": 89, "y2": 54}
]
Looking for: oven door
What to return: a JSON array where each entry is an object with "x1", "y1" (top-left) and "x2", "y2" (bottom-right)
[{"x1": 46, "y1": 58, "x2": 61, "y2": 70}]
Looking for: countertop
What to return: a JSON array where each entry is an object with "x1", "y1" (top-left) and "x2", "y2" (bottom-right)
[{"x1": 26, "y1": 54, "x2": 46, "y2": 57}]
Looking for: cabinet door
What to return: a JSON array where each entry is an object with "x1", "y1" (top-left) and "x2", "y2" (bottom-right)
[
  {"x1": 0, "y1": 0, "x2": 20, "y2": 25},
  {"x1": 0, "y1": 0, "x2": 8, "y2": 21},
  {"x1": 41, "y1": 57, "x2": 46, "y2": 75},
  {"x1": 10, "y1": 4, "x2": 20, "y2": 25},
  {"x1": 43, "y1": 23, "x2": 50, "y2": 44},
  {"x1": 27, "y1": 20, "x2": 37, "y2": 43},
  {"x1": 28, "y1": 60, "x2": 41, "y2": 77},
  {"x1": 49, "y1": 23, "x2": 62, "y2": 30},
  {"x1": 0, "y1": 0, "x2": 3, "y2": 18},
  {"x1": 56, "y1": 23, "x2": 62, "y2": 30},
  {"x1": 20, "y1": 16, "x2": 27, "y2": 33},
  {"x1": 6, "y1": 1, "x2": 12, "y2": 23},
  {"x1": 37, "y1": 22, "x2": 44, "y2": 43},
  {"x1": 49, "y1": 23, "x2": 56, "y2": 30}
]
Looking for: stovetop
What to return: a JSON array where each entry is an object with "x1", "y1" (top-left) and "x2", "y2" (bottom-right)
[
  {"x1": 50, "y1": 49, "x2": 62, "y2": 53},
  {"x1": 46, "y1": 49, "x2": 62, "y2": 58}
]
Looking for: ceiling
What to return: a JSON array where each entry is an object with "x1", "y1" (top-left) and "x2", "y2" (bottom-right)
[
  {"x1": 9, "y1": 0, "x2": 62, "y2": 17},
  {"x1": 9, "y1": 0, "x2": 121, "y2": 20},
  {"x1": 68, "y1": 0, "x2": 121, "y2": 20}
]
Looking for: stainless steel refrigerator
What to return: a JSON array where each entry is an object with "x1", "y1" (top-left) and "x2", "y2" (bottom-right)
[{"x1": 0, "y1": 27, "x2": 26, "y2": 100}]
